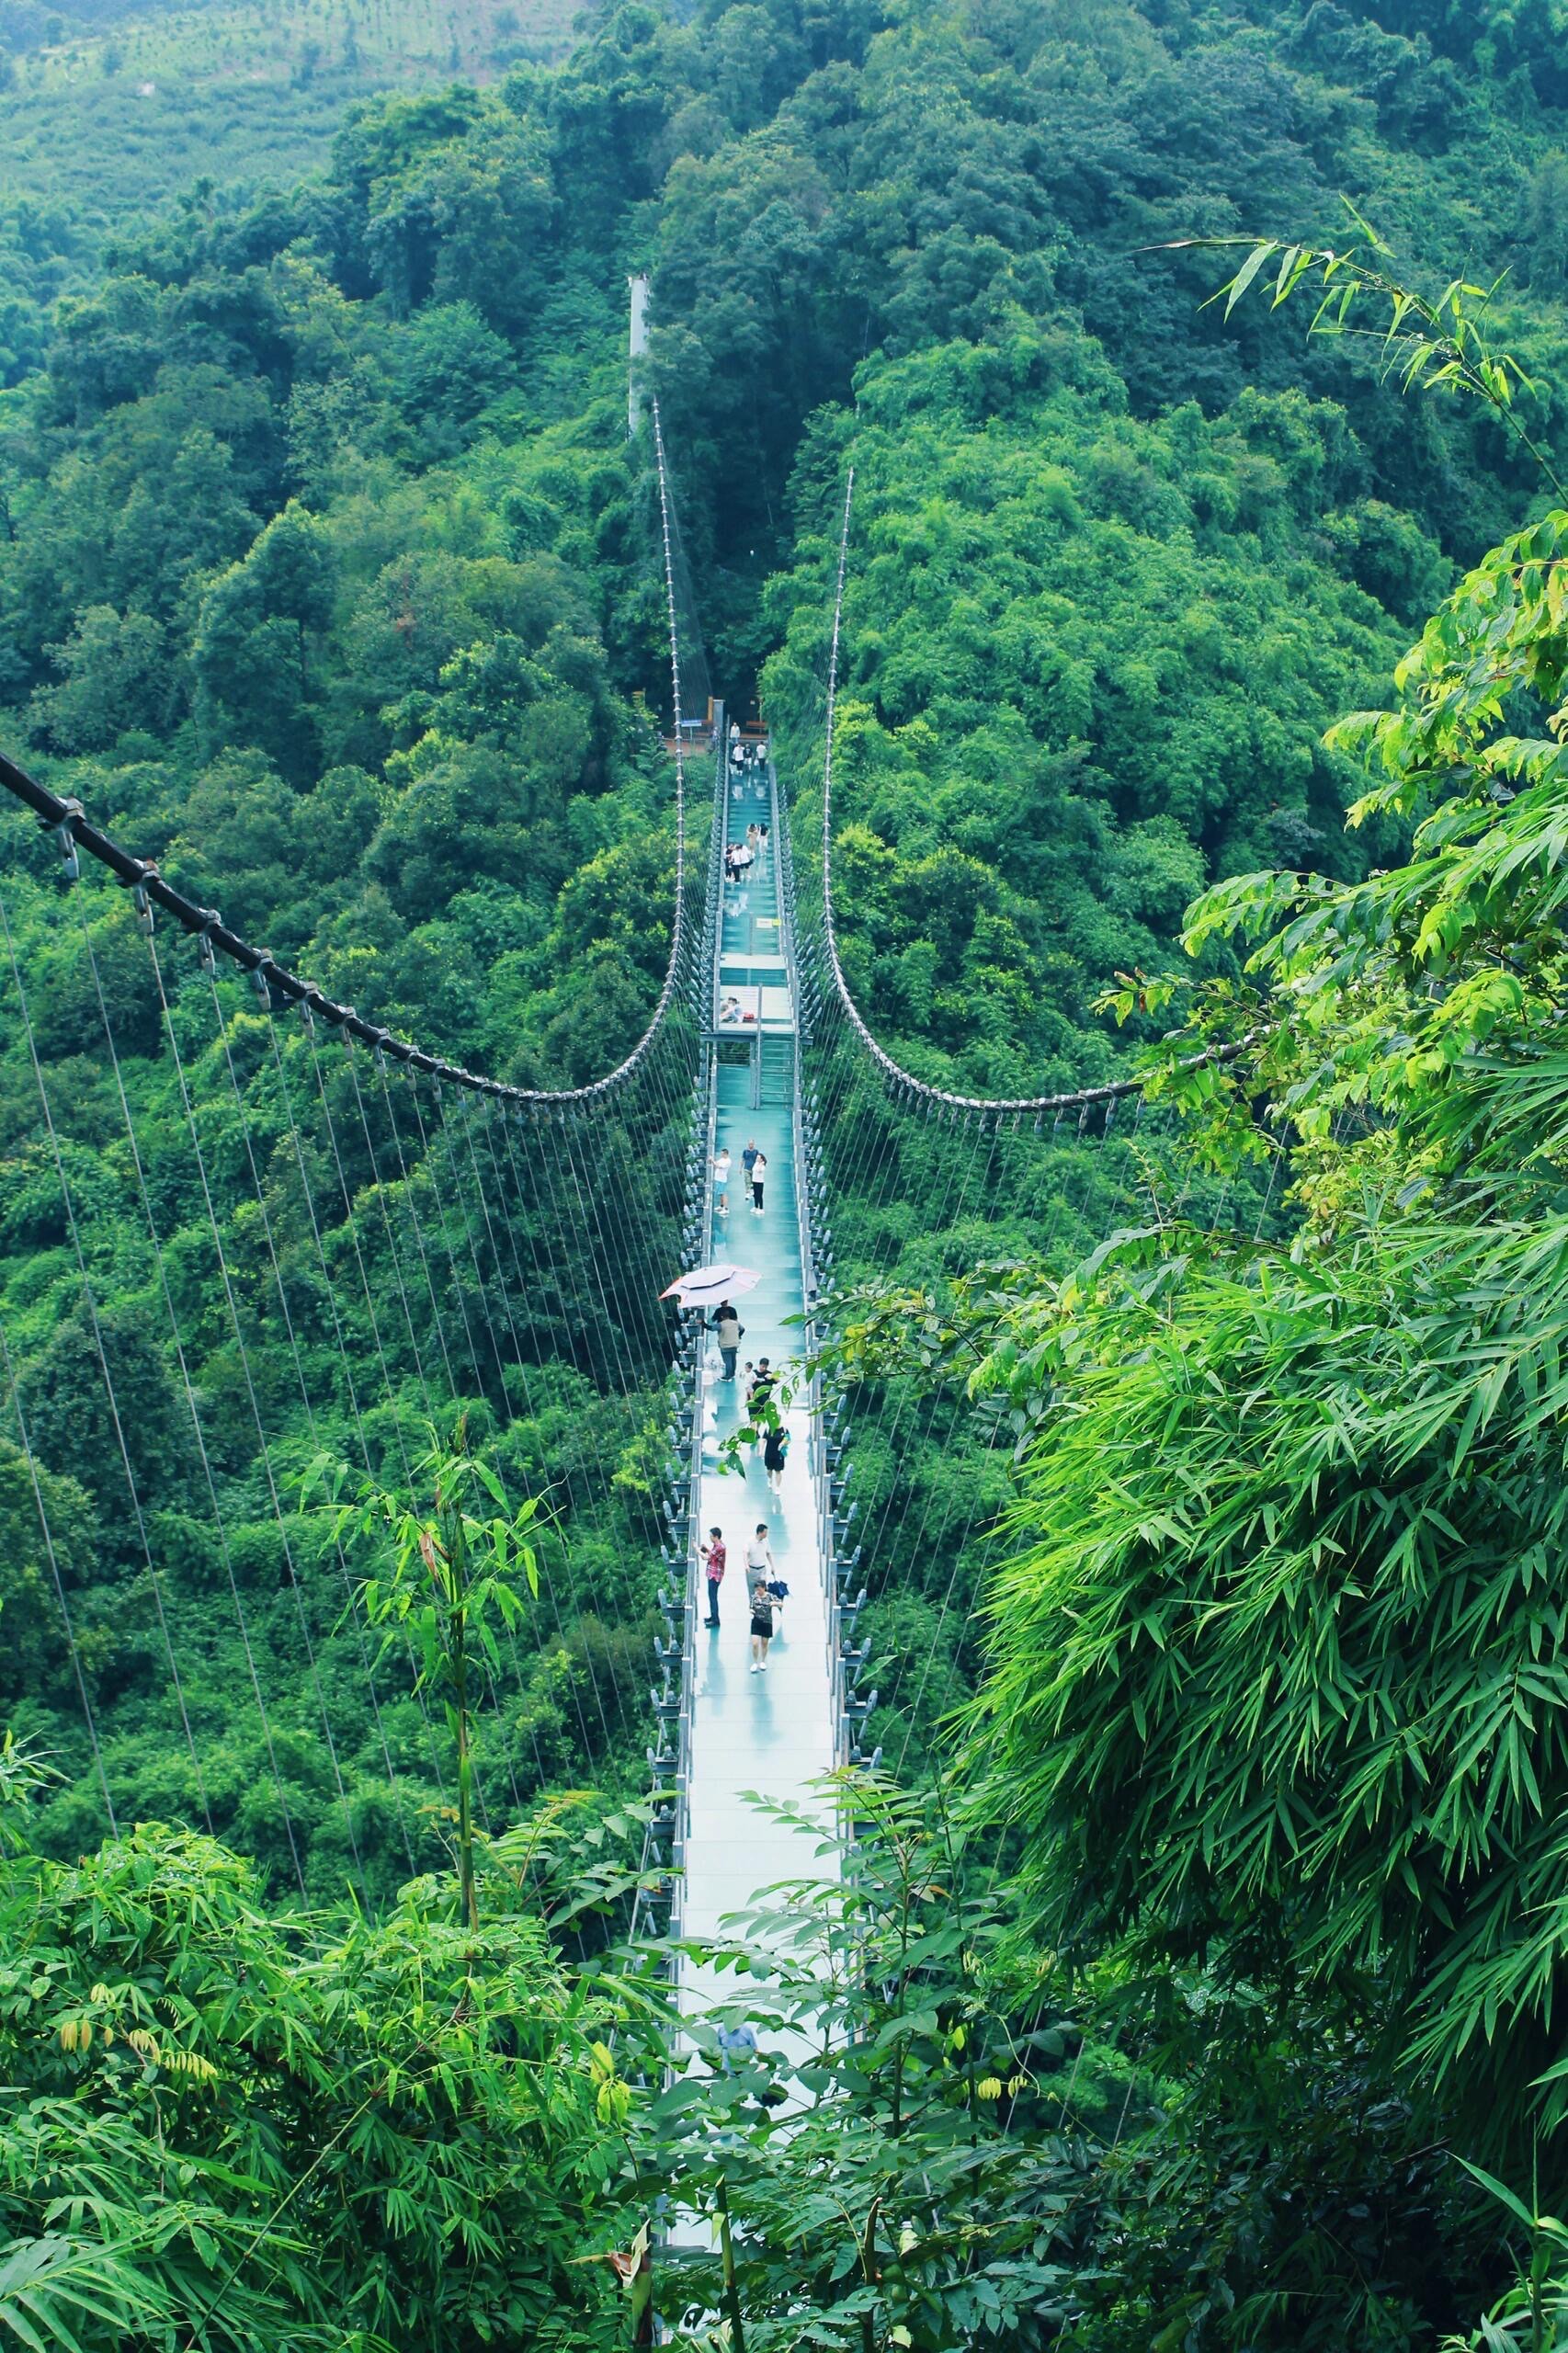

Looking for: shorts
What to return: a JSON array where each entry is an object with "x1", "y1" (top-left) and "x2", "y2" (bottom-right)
[{"x1": 750, "y1": 1615, "x2": 773, "y2": 1640}]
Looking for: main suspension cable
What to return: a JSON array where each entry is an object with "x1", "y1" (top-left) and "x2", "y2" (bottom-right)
[
  {"x1": 0, "y1": 394, "x2": 699, "y2": 1113},
  {"x1": 812, "y1": 468, "x2": 1246, "y2": 1120}
]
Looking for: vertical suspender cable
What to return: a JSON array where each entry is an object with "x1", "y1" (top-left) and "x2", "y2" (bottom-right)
[
  {"x1": 201, "y1": 973, "x2": 426, "y2": 1868},
  {"x1": 0, "y1": 888, "x2": 212, "y2": 1838},
  {"x1": 0, "y1": 1314, "x2": 118, "y2": 1833},
  {"x1": 146, "y1": 932, "x2": 353, "y2": 1894}
]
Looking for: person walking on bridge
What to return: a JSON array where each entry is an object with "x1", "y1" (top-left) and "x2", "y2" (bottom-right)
[
  {"x1": 747, "y1": 1527, "x2": 778, "y2": 1670},
  {"x1": 764, "y1": 1418, "x2": 790, "y2": 1501},
  {"x1": 745, "y1": 1358, "x2": 775, "y2": 1429},
  {"x1": 700, "y1": 1528, "x2": 726, "y2": 1629},
  {"x1": 712, "y1": 1302, "x2": 742, "y2": 1381},
  {"x1": 749, "y1": 1147, "x2": 767, "y2": 1216}
]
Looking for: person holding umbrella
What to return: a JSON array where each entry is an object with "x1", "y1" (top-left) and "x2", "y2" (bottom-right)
[{"x1": 710, "y1": 1301, "x2": 742, "y2": 1381}]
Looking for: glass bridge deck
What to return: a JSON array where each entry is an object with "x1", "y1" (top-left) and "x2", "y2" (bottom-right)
[{"x1": 678, "y1": 751, "x2": 839, "y2": 2021}]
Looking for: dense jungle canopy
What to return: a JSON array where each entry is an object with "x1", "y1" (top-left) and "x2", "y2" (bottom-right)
[{"x1": 6, "y1": 0, "x2": 1568, "y2": 2346}]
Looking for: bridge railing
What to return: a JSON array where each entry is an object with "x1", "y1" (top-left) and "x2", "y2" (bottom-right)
[
  {"x1": 629, "y1": 704, "x2": 730, "y2": 1957},
  {"x1": 769, "y1": 745, "x2": 872, "y2": 1791},
  {"x1": 676, "y1": 707, "x2": 733, "y2": 1935}
]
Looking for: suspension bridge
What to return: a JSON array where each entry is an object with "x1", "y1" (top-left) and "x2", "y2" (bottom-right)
[{"x1": 0, "y1": 431, "x2": 1211, "y2": 2064}]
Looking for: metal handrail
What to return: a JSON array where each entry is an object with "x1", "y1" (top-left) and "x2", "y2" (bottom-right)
[
  {"x1": 628, "y1": 710, "x2": 729, "y2": 1957},
  {"x1": 769, "y1": 749, "x2": 847, "y2": 1768},
  {"x1": 674, "y1": 704, "x2": 733, "y2": 1933}
]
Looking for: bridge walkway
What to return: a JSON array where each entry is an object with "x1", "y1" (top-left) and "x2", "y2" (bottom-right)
[{"x1": 677, "y1": 746, "x2": 838, "y2": 2003}]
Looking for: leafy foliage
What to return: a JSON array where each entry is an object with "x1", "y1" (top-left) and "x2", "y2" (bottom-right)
[
  {"x1": 8, "y1": 2, "x2": 1568, "y2": 2346},
  {"x1": 951, "y1": 283, "x2": 1568, "y2": 2339},
  {"x1": 316, "y1": 1417, "x2": 541, "y2": 1926},
  {"x1": 635, "y1": 1771, "x2": 1108, "y2": 2350},
  {"x1": 0, "y1": 1736, "x2": 621, "y2": 2350}
]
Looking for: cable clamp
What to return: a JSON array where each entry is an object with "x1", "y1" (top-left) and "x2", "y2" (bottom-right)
[
  {"x1": 120, "y1": 858, "x2": 159, "y2": 932},
  {"x1": 40, "y1": 799, "x2": 84, "y2": 881},
  {"x1": 250, "y1": 953, "x2": 277, "y2": 1010},
  {"x1": 194, "y1": 909, "x2": 222, "y2": 974}
]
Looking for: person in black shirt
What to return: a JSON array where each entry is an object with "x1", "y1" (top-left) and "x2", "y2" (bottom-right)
[{"x1": 764, "y1": 1420, "x2": 790, "y2": 1500}]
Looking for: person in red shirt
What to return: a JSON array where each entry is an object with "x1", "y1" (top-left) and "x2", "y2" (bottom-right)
[{"x1": 700, "y1": 1528, "x2": 726, "y2": 1628}]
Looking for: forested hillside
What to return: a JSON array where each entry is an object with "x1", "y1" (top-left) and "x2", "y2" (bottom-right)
[
  {"x1": 6, "y1": 0, "x2": 1568, "y2": 2346},
  {"x1": 0, "y1": 0, "x2": 576, "y2": 371}
]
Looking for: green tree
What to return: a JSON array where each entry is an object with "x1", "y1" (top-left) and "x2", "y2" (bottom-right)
[
  {"x1": 193, "y1": 502, "x2": 336, "y2": 782},
  {"x1": 1523, "y1": 149, "x2": 1568, "y2": 294},
  {"x1": 0, "y1": 1438, "x2": 101, "y2": 1715},
  {"x1": 318, "y1": 1419, "x2": 541, "y2": 1928},
  {"x1": 0, "y1": 1742, "x2": 620, "y2": 2348},
  {"x1": 970, "y1": 492, "x2": 1568, "y2": 2188},
  {"x1": 636, "y1": 1771, "x2": 1097, "y2": 2350},
  {"x1": 31, "y1": 603, "x2": 172, "y2": 752},
  {"x1": 392, "y1": 300, "x2": 512, "y2": 458}
]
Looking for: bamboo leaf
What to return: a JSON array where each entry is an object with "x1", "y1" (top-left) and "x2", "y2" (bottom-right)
[{"x1": 1223, "y1": 241, "x2": 1277, "y2": 316}]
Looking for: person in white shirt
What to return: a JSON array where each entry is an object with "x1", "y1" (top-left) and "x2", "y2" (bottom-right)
[
  {"x1": 746, "y1": 1526, "x2": 778, "y2": 1670},
  {"x1": 710, "y1": 1302, "x2": 742, "y2": 1380}
]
